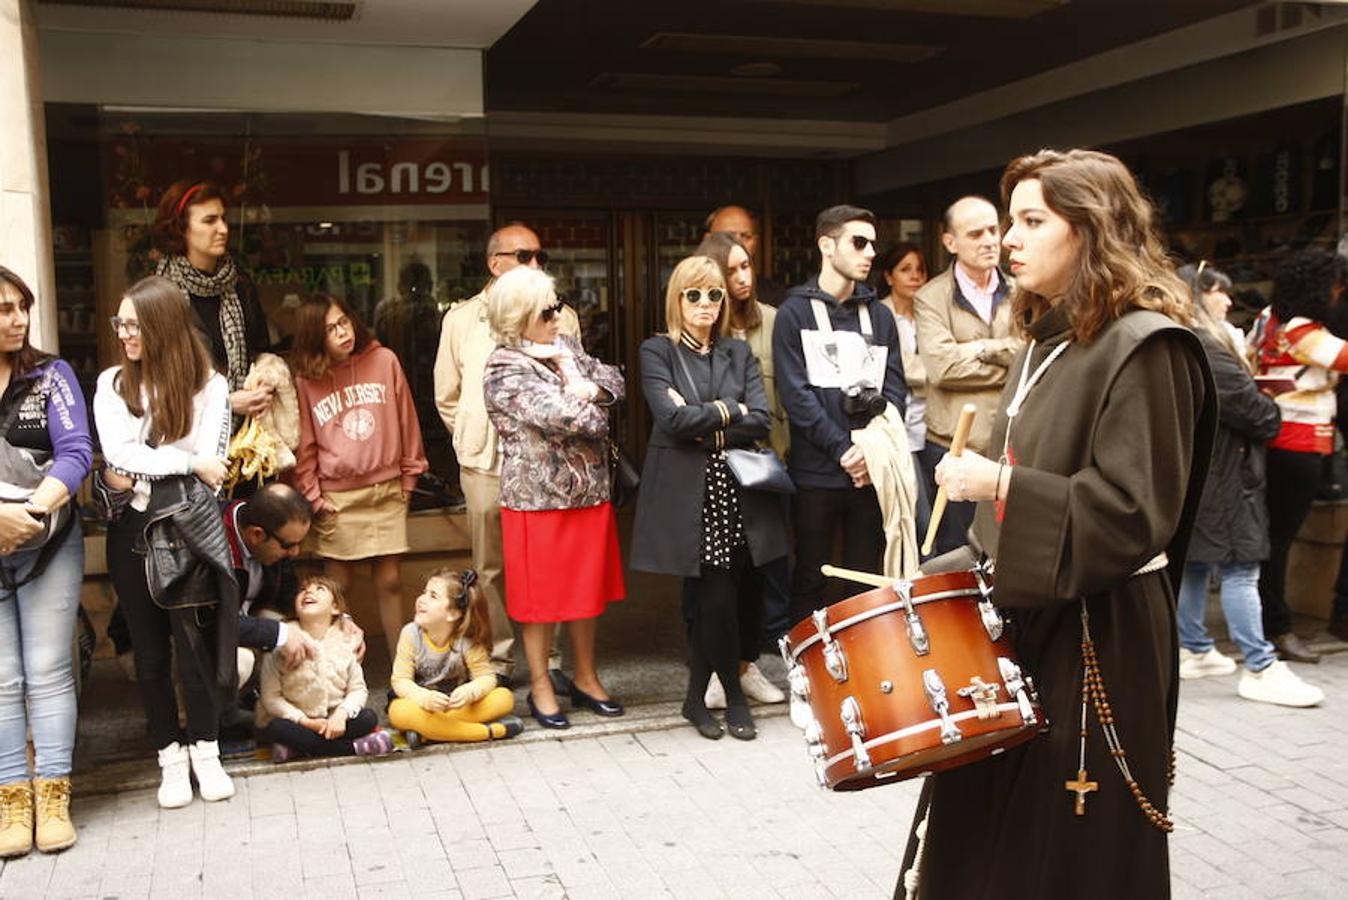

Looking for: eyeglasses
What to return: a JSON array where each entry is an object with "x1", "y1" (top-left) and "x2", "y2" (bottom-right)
[
  {"x1": 109, "y1": 316, "x2": 140, "y2": 337},
  {"x1": 326, "y1": 315, "x2": 352, "y2": 337},
  {"x1": 264, "y1": 527, "x2": 302, "y2": 551},
  {"x1": 492, "y1": 248, "x2": 550, "y2": 268},
  {"x1": 681, "y1": 287, "x2": 725, "y2": 305},
  {"x1": 539, "y1": 301, "x2": 565, "y2": 323},
  {"x1": 845, "y1": 234, "x2": 876, "y2": 252}
]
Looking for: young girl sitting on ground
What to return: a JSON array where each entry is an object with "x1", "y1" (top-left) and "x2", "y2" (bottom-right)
[
  {"x1": 388, "y1": 569, "x2": 523, "y2": 746},
  {"x1": 256, "y1": 576, "x2": 394, "y2": 762}
]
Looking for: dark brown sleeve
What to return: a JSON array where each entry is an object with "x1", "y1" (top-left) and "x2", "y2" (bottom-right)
[{"x1": 993, "y1": 334, "x2": 1204, "y2": 607}]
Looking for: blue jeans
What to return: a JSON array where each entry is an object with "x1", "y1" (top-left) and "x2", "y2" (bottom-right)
[
  {"x1": 0, "y1": 521, "x2": 84, "y2": 783},
  {"x1": 1177, "y1": 561, "x2": 1276, "y2": 673}
]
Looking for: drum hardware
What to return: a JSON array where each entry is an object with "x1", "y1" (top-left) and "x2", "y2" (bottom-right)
[
  {"x1": 788, "y1": 663, "x2": 811, "y2": 703},
  {"x1": 803, "y1": 720, "x2": 826, "y2": 758},
  {"x1": 840, "y1": 696, "x2": 871, "y2": 769},
  {"x1": 922, "y1": 670, "x2": 963, "y2": 745},
  {"x1": 998, "y1": 657, "x2": 1038, "y2": 725},
  {"x1": 895, "y1": 581, "x2": 930, "y2": 656},
  {"x1": 812, "y1": 608, "x2": 849, "y2": 682},
  {"x1": 972, "y1": 562, "x2": 1004, "y2": 642},
  {"x1": 956, "y1": 677, "x2": 1002, "y2": 720},
  {"x1": 879, "y1": 680, "x2": 894, "y2": 694}
]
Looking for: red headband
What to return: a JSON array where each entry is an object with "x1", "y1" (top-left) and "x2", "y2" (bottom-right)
[{"x1": 173, "y1": 183, "x2": 207, "y2": 218}]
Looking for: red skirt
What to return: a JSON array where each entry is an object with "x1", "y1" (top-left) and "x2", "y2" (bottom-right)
[{"x1": 500, "y1": 502, "x2": 626, "y2": 623}]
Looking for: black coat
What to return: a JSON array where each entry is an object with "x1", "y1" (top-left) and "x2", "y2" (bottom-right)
[
  {"x1": 1186, "y1": 329, "x2": 1281, "y2": 565},
  {"x1": 630, "y1": 335, "x2": 789, "y2": 578}
]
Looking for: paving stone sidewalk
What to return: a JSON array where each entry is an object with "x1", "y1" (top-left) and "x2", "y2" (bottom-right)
[{"x1": 4, "y1": 652, "x2": 1347, "y2": 899}]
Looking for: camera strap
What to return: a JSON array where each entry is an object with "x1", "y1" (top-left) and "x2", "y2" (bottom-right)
[{"x1": 810, "y1": 298, "x2": 873, "y2": 343}]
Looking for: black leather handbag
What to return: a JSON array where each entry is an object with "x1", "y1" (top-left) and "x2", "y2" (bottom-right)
[
  {"x1": 724, "y1": 447, "x2": 795, "y2": 494},
  {"x1": 608, "y1": 439, "x2": 641, "y2": 507}
]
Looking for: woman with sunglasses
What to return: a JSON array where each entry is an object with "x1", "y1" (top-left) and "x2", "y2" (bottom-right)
[
  {"x1": 291, "y1": 294, "x2": 427, "y2": 659},
  {"x1": 631, "y1": 256, "x2": 789, "y2": 741},
  {"x1": 482, "y1": 267, "x2": 626, "y2": 729}
]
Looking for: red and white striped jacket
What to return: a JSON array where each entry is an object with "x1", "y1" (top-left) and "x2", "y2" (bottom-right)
[{"x1": 1252, "y1": 308, "x2": 1348, "y2": 454}]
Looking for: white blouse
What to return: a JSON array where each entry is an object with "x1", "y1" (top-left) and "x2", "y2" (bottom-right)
[{"x1": 93, "y1": 367, "x2": 231, "y2": 511}]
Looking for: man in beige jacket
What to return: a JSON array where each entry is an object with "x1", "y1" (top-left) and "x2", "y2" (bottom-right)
[
  {"x1": 914, "y1": 196, "x2": 1021, "y2": 555},
  {"x1": 433, "y1": 223, "x2": 580, "y2": 681}
]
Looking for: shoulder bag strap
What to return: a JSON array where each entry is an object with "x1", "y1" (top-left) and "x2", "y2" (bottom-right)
[{"x1": 669, "y1": 340, "x2": 708, "y2": 403}]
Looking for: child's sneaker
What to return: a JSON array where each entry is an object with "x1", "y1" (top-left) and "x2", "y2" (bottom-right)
[
  {"x1": 352, "y1": 730, "x2": 394, "y2": 757},
  {"x1": 271, "y1": 743, "x2": 296, "y2": 764},
  {"x1": 490, "y1": 716, "x2": 525, "y2": 740},
  {"x1": 401, "y1": 730, "x2": 423, "y2": 751}
]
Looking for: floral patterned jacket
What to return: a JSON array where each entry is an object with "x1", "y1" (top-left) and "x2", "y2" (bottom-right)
[{"x1": 483, "y1": 335, "x2": 626, "y2": 511}]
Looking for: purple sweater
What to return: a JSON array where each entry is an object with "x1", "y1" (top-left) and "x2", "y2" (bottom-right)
[{"x1": 1, "y1": 358, "x2": 94, "y2": 496}]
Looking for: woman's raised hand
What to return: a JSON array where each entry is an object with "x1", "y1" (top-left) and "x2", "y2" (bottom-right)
[{"x1": 192, "y1": 454, "x2": 229, "y2": 489}]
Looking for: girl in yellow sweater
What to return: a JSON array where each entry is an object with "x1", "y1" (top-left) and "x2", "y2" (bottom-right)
[{"x1": 387, "y1": 569, "x2": 522, "y2": 745}]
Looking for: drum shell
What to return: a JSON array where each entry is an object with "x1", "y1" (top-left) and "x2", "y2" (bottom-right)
[{"x1": 785, "y1": 570, "x2": 1042, "y2": 791}]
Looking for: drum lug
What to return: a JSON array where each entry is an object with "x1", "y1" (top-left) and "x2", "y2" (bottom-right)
[
  {"x1": 922, "y1": 670, "x2": 963, "y2": 745},
  {"x1": 895, "y1": 581, "x2": 930, "y2": 656},
  {"x1": 998, "y1": 656, "x2": 1037, "y2": 726},
  {"x1": 956, "y1": 676, "x2": 1002, "y2": 720},
  {"x1": 812, "y1": 608, "x2": 849, "y2": 682},
  {"x1": 977, "y1": 600, "x2": 1004, "y2": 643},
  {"x1": 814, "y1": 759, "x2": 830, "y2": 789},
  {"x1": 840, "y1": 696, "x2": 871, "y2": 770},
  {"x1": 778, "y1": 635, "x2": 793, "y2": 668},
  {"x1": 788, "y1": 663, "x2": 811, "y2": 703}
]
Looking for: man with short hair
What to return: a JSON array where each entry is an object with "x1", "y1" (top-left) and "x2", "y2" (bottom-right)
[
  {"x1": 434, "y1": 223, "x2": 580, "y2": 682},
  {"x1": 914, "y1": 195, "x2": 1021, "y2": 555},
  {"x1": 773, "y1": 204, "x2": 907, "y2": 626},
  {"x1": 706, "y1": 205, "x2": 786, "y2": 306}
]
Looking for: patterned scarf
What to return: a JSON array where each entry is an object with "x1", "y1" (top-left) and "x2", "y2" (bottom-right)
[{"x1": 157, "y1": 254, "x2": 249, "y2": 392}]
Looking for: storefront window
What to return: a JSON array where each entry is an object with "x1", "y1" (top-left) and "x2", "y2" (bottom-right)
[{"x1": 46, "y1": 106, "x2": 490, "y2": 478}]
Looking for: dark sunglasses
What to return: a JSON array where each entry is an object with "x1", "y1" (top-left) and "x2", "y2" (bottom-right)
[
  {"x1": 539, "y1": 301, "x2": 566, "y2": 323},
  {"x1": 681, "y1": 287, "x2": 725, "y2": 305},
  {"x1": 264, "y1": 528, "x2": 302, "y2": 551},
  {"x1": 845, "y1": 234, "x2": 876, "y2": 252},
  {"x1": 492, "y1": 248, "x2": 550, "y2": 267}
]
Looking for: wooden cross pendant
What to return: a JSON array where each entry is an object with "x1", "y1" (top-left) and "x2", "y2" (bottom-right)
[{"x1": 1066, "y1": 767, "x2": 1098, "y2": 815}]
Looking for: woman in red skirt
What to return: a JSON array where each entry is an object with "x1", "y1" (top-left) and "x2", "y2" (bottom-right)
[{"x1": 482, "y1": 266, "x2": 627, "y2": 729}]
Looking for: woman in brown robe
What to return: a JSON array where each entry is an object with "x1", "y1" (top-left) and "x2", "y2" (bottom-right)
[{"x1": 903, "y1": 149, "x2": 1217, "y2": 899}]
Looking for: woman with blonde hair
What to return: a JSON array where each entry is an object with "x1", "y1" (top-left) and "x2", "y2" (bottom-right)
[
  {"x1": 631, "y1": 256, "x2": 789, "y2": 741},
  {"x1": 905, "y1": 149, "x2": 1217, "y2": 898},
  {"x1": 482, "y1": 267, "x2": 626, "y2": 729}
]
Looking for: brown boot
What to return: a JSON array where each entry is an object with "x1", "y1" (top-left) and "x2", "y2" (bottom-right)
[
  {"x1": 1328, "y1": 614, "x2": 1348, "y2": 644},
  {"x1": 1272, "y1": 632, "x2": 1321, "y2": 664},
  {"x1": 0, "y1": 781, "x2": 33, "y2": 858},
  {"x1": 33, "y1": 777, "x2": 75, "y2": 853}
]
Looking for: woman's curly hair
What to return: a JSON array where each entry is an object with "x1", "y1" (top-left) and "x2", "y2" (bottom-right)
[
  {"x1": 1270, "y1": 247, "x2": 1338, "y2": 324},
  {"x1": 1000, "y1": 149, "x2": 1192, "y2": 342}
]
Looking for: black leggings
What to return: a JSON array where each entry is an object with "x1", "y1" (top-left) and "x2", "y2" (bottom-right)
[
  {"x1": 107, "y1": 508, "x2": 222, "y2": 748},
  {"x1": 683, "y1": 547, "x2": 762, "y2": 707},
  {"x1": 788, "y1": 485, "x2": 884, "y2": 626},
  {"x1": 257, "y1": 708, "x2": 379, "y2": 758},
  {"x1": 1260, "y1": 448, "x2": 1323, "y2": 638}
]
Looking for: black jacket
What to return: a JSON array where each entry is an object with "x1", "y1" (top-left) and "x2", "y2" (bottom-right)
[
  {"x1": 1187, "y1": 329, "x2": 1281, "y2": 565},
  {"x1": 772, "y1": 278, "x2": 907, "y2": 488},
  {"x1": 630, "y1": 335, "x2": 789, "y2": 578},
  {"x1": 222, "y1": 499, "x2": 298, "y2": 652}
]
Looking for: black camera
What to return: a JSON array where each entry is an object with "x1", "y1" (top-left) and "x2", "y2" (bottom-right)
[{"x1": 841, "y1": 383, "x2": 886, "y2": 425}]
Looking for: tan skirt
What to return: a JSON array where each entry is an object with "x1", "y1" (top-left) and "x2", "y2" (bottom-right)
[{"x1": 310, "y1": 477, "x2": 409, "y2": 560}]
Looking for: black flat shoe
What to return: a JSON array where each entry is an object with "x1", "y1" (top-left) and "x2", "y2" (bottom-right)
[
  {"x1": 569, "y1": 683, "x2": 625, "y2": 717},
  {"x1": 681, "y1": 701, "x2": 723, "y2": 740},
  {"x1": 527, "y1": 693, "x2": 570, "y2": 729},
  {"x1": 726, "y1": 704, "x2": 756, "y2": 741},
  {"x1": 548, "y1": 668, "x2": 575, "y2": 697}
]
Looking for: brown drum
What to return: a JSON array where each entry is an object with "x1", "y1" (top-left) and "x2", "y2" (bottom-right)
[{"x1": 781, "y1": 567, "x2": 1045, "y2": 792}]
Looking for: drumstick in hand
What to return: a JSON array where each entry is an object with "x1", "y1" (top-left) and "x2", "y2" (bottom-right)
[{"x1": 921, "y1": 403, "x2": 977, "y2": 557}]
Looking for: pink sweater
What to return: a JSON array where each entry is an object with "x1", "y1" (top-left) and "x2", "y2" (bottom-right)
[{"x1": 293, "y1": 341, "x2": 427, "y2": 504}]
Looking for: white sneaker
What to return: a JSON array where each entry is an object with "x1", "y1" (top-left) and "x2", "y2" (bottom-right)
[
  {"x1": 1178, "y1": 647, "x2": 1237, "y2": 680},
  {"x1": 156, "y1": 742, "x2": 193, "y2": 809},
  {"x1": 187, "y1": 741, "x2": 235, "y2": 802},
  {"x1": 1238, "y1": 661, "x2": 1324, "y2": 708},
  {"x1": 704, "y1": 673, "x2": 727, "y2": 710},
  {"x1": 740, "y1": 663, "x2": 786, "y2": 704}
]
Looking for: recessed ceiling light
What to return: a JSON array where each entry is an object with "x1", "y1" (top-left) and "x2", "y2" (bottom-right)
[
  {"x1": 592, "y1": 72, "x2": 859, "y2": 98},
  {"x1": 644, "y1": 32, "x2": 942, "y2": 64},
  {"x1": 729, "y1": 62, "x2": 785, "y2": 78}
]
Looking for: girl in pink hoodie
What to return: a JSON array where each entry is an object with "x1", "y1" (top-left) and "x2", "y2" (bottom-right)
[{"x1": 292, "y1": 294, "x2": 427, "y2": 656}]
